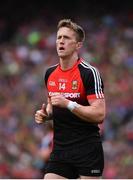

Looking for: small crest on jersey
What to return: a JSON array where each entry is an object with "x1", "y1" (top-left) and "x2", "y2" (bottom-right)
[{"x1": 72, "y1": 80, "x2": 78, "y2": 90}]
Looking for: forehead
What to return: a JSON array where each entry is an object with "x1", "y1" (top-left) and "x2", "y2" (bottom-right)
[{"x1": 57, "y1": 27, "x2": 76, "y2": 37}]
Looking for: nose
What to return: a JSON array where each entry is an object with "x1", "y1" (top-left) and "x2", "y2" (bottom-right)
[{"x1": 59, "y1": 37, "x2": 64, "y2": 44}]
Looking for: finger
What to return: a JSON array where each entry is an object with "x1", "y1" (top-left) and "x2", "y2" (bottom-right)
[
  {"x1": 36, "y1": 110, "x2": 46, "y2": 117},
  {"x1": 35, "y1": 114, "x2": 42, "y2": 119},
  {"x1": 51, "y1": 96, "x2": 57, "y2": 100},
  {"x1": 51, "y1": 96, "x2": 56, "y2": 103},
  {"x1": 51, "y1": 100, "x2": 56, "y2": 105},
  {"x1": 35, "y1": 115, "x2": 46, "y2": 122},
  {"x1": 35, "y1": 119, "x2": 43, "y2": 124},
  {"x1": 35, "y1": 115, "x2": 44, "y2": 123},
  {"x1": 41, "y1": 103, "x2": 47, "y2": 113}
]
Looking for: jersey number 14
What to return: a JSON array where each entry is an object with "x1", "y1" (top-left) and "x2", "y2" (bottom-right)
[{"x1": 59, "y1": 83, "x2": 66, "y2": 90}]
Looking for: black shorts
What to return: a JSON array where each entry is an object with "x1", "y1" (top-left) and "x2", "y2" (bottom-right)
[{"x1": 45, "y1": 142, "x2": 104, "y2": 179}]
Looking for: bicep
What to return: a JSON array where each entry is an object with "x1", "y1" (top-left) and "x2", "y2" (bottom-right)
[
  {"x1": 89, "y1": 98, "x2": 106, "y2": 109},
  {"x1": 88, "y1": 98, "x2": 106, "y2": 121}
]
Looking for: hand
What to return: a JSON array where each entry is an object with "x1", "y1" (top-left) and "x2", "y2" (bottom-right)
[
  {"x1": 50, "y1": 94, "x2": 69, "y2": 108},
  {"x1": 35, "y1": 104, "x2": 48, "y2": 124}
]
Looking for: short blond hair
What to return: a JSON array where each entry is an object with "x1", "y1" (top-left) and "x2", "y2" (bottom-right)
[{"x1": 57, "y1": 19, "x2": 85, "y2": 42}]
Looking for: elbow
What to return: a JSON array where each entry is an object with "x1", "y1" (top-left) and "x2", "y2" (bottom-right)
[
  {"x1": 97, "y1": 101, "x2": 106, "y2": 124},
  {"x1": 98, "y1": 118, "x2": 104, "y2": 124},
  {"x1": 97, "y1": 112, "x2": 106, "y2": 124}
]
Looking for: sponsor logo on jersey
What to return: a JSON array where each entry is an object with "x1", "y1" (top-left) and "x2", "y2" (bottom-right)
[
  {"x1": 48, "y1": 92, "x2": 80, "y2": 98},
  {"x1": 58, "y1": 78, "x2": 68, "y2": 83},
  {"x1": 72, "y1": 80, "x2": 78, "y2": 90}
]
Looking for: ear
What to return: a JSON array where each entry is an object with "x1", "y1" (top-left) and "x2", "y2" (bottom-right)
[{"x1": 76, "y1": 42, "x2": 83, "y2": 50}]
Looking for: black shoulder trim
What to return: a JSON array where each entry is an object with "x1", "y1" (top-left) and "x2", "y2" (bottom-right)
[
  {"x1": 78, "y1": 63, "x2": 93, "y2": 92},
  {"x1": 78, "y1": 61, "x2": 104, "y2": 97},
  {"x1": 45, "y1": 64, "x2": 58, "y2": 86}
]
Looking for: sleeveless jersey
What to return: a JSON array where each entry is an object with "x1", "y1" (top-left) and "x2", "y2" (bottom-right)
[{"x1": 45, "y1": 58, "x2": 104, "y2": 150}]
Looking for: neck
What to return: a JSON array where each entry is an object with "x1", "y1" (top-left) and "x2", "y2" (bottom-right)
[{"x1": 59, "y1": 53, "x2": 79, "y2": 70}]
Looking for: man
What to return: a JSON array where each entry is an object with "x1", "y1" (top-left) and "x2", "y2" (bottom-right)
[{"x1": 35, "y1": 19, "x2": 106, "y2": 179}]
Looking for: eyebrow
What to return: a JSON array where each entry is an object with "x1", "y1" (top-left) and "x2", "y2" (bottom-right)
[{"x1": 57, "y1": 35, "x2": 71, "y2": 39}]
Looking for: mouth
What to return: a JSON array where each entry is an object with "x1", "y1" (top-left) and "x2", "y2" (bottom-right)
[{"x1": 59, "y1": 47, "x2": 65, "y2": 51}]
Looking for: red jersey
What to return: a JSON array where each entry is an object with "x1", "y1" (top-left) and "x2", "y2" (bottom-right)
[{"x1": 45, "y1": 58, "x2": 104, "y2": 150}]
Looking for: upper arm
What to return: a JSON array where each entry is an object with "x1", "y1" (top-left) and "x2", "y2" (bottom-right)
[
  {"x1": 79, "y1": 62, "x2": 104, "y2": 101},
  {"x1": 86, "y1": 67, "x2": 104, "y2": 101},
  {"x1": 84, "y1": 65, "x2": 106, "y2": 115},
  {"x1": 89, "y1": 98, "x2": 106, "y2": 122},
  {"x1": 89, "y1": 98, "x2": 105, "y2": 110}
]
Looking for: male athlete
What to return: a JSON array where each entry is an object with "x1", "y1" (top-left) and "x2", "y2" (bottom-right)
[{"x1": 35, "y1": 19, "x2": 106, "y2": 179}]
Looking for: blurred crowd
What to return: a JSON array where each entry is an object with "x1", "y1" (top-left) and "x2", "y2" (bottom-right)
[{"x1": 0, "y1": 13, "x2": 133, "y2": 178}]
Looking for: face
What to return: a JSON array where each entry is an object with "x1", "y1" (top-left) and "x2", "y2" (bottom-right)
[{"x1": 56, "y1": 27, "x2": 80, "y2": 58}]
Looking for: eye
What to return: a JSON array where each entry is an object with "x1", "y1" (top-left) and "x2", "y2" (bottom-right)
[
  {"x1": 64, "y1": 35, "x2": 70, "y2": 39},
  {"x1": 57, "y1": 36, "x2": 61, "y2": 40}
]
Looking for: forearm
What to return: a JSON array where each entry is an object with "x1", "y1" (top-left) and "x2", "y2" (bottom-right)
[
  {"x1": 67, "y1": 100, "x2": 106, "y2": 124},
  {"x1": 50, "y1": 94, "x2": 106, "y2": 123}
]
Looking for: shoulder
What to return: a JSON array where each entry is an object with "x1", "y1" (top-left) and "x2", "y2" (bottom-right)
[
  {"x1": 78, "y1": 59, "x2": 104, "y2": 93},
  {"x1": 46, "y1": 64, "x2": 59, "y2": 74},
  {"x1": 78, "y1": 59, "x2": 100, "y2": 77},
  {"x1": 45, "y1": 64, "x2": 58, "y2": 84}
]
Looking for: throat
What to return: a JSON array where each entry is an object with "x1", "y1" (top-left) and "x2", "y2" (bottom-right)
[{"x1": 59, "y1": 55, "x2": 79, "y2": 71}]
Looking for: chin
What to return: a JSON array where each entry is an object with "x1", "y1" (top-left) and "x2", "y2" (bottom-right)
[{"x1": 58, "y1": 53, "x2": 67, "y2": 58}]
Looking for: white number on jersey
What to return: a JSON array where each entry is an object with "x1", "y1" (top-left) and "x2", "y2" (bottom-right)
[{"x1": 59, "y1": 83, "x2": 66, "y2": 90}]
